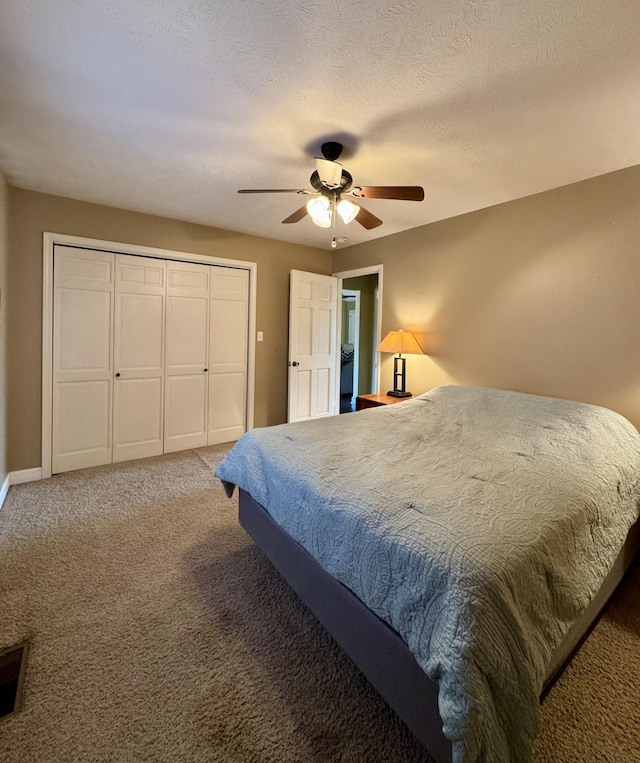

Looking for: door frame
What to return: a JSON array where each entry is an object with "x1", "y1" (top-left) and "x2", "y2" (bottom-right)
[
  {"x1": 332, "y1": 264, "x2": 383, "y2": 409},
  {"x1": 42, "y1": 232, "x2": 257, "y2": 479}
]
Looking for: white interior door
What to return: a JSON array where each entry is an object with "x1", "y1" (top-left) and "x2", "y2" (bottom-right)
[
  {"x1": 164, "y1": 261, "x2": 210, "y2": 452},
  {"x1": 288, "y1": 270, "x2": 339, "y2": 423},
  {"x1": 52, "y1": 246, "x2": 115, "y2": 473},
  {"x1": 113, "y1": 255, "x2": 166, "y2": 462},
  {"x1": 209, "y1": 267, "x2": 249, "y2": 444}
]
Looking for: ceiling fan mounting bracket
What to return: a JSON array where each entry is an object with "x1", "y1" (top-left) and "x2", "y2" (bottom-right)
[{"x1": 320, "y1": 141, "x2": 344, "y2": 161}]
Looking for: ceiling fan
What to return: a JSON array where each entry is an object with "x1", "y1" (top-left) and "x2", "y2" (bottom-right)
[{"x1": 238, "y1": 142, "x2": 424, "y2": 247}]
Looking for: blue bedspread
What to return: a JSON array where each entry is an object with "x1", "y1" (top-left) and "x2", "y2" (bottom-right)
[{"x1": 216, "y1": 386, "x2": 640, "y2": 763}]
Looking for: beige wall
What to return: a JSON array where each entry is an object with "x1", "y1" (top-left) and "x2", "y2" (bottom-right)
[
  {"x1": 7, "y1": 189, "x2": 330, "y2": 471},
  {"x1": 333, "y1": 163, "x2": 640, "y2": 430},
  {"x1": 0, "y1": 172, "x2": 8, "y2": 486},
  {"x1": 10, "y1": 161, "x2": 640, "y2": 471}
]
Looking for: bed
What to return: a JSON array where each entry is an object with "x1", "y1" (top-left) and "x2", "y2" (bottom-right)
[{"x1": 216, "y1": 386, "x2": 640, "y2": 763}]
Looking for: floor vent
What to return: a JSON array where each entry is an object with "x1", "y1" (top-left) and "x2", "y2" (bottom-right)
[{"x1": 0, "y1": 641, "x2": 29, "y2": 720}]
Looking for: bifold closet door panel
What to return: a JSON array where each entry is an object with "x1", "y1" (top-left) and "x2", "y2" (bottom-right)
[
  {"x1": 209, "y1": 267, "x2": 249, "y2": 445},
  {"x1": 113, "y1": 255, "x2": 166, "y2": 462},
  {"x1": 52, "y1": 247, "x2": 115, "y2": 474},
  {"x1": 164, "y1": 261, "x2": 210, "y2": 453}
]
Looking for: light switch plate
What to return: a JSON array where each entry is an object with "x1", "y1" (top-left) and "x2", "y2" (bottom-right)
[{"x1": 257, "y1": 331, "x2": 263, "y2": 342}]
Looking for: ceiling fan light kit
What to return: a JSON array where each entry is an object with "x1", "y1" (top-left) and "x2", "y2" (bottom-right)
[
  {"x1": 306, "y1": 196, "x2": 332, "y2": 228},
  {"x1": 238, "y1": 141, "x2": 424, "y2": 246},
  {"x1": 337, "y1": 198, "x2": 359, "y2": 224},
  {"x1": 306, "y1": 196, "x2": 359, "y2": 228}
]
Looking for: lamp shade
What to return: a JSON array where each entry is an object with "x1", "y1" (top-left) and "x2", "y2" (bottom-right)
[
  {"x1": 337, "y1": 198, "x2": 359, "y2": 224},
  {"x1": 314, "y1": 158, "x2": 343, "y2": 188},
  {"x1": 377, "y1": 329, "x2": 424, "y2": 355},
  {"x1": 306, "y1": 196, "x2": 332, "y2": 228}
]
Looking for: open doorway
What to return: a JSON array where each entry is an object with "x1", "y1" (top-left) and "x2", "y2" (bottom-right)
[
  {"x1": 340, "y1": 290, "x2": 360, "y2": 412},
  {"x1": 334, "y1": 266, "x2": 382, "y2": 413}
]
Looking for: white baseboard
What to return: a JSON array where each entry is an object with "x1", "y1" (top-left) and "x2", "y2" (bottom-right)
[
  {"x1": 9, "y1": 467, "x2": 43, "y2": 486},
  {"x1": 0, "y1": 467, "x2": 45, "y2": 510},
  {"x1": 0, "y1": 474, "x2": 9, "y2": 510}
]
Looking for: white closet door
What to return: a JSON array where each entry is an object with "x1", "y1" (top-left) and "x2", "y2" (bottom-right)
[
  {"x1": 164, "y1": 261, "x2": 210, "y2": 452},
  {"x1": 52, "y1": 247, "x2": 115, "y2": 473},
  {"x1": 208, "y1": 267, "x2": 249, "y2": 445},
  {"x1": 113, "y1": 255, "x2": 166, "y2": 462}
]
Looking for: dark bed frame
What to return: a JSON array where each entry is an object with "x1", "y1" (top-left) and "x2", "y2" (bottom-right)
[{"x1": 238, "y1": 489, "x2": 640, "y2": 763}]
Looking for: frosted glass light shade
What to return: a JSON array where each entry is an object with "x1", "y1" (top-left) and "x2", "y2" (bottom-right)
[
  {"x1": 337, "y1": 198, "x2": 359, "y2": 224},
  {"x1": 377, "y1": 329, "x2": 424, "y2": 355},
  {"x1": 306, "y1": 196, "x2": 332, "y2": 228},
  {"x1": 314, "y1": 158, "x2": 343, "y2": 188}
]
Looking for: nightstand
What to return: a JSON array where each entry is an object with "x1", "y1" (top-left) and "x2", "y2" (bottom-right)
[{"x1": 355, "y1": 393, "x2": 412, "y2": 411}]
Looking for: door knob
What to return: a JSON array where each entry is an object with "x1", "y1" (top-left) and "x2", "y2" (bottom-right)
[
  {"x1": 204, "y1": 368, "x2": 208, "y2": 372},
  {"x1": 290, "y1": 361, "x2": 300, "y2": 367},
  {"x1": 115, "y1": 372, "x2": 120, "y2": 378}
]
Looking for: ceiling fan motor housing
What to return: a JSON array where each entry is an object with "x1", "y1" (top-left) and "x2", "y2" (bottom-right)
[{"x1": 310, "y1": 169, "x2": 353, "y2": 195}]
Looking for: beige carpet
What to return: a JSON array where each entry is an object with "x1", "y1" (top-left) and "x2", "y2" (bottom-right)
[{"x1": 0, "y1": 447, "x2": 637, "y2": 763}]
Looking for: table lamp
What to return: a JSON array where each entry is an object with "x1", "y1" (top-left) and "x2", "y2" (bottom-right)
[{"x1": 376, "y1": 329, "x2": 424, "y2": 398}]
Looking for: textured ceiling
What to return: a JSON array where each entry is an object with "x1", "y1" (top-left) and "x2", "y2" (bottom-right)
[{"x1": 2, "y1": 0, "x2": 640, "y2": 250}]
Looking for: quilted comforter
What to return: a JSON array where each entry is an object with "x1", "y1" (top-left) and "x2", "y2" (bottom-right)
[{"x1": 216, "y1": 386, "x2": 640, "y2": 763}]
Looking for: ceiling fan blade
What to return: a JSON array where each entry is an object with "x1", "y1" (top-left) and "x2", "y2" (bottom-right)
[
  {"x1": 352, "y1": 186, "x2": 425, "y2": 201},
  {"x1": 282, "y1": 205, "x2": 309, "y2": 224},
  {"x1": 314, "y1": 158, "x2": 343, "y2": 188},
  {"x1": 355, "y1": 205, "x2": 383, "y2": 230},
  {"x1": 238, "y1": 189, "x2": 306, "y2": 194}
]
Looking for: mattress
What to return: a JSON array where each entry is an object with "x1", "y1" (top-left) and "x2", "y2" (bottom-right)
[{"x1": 216, "y1": 386, "x2": 640, "y2": 763}]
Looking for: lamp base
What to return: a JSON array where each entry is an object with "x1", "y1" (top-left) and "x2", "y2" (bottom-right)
[{"x1": 387, "y1": 390, "x2": 413, "y2": 398}]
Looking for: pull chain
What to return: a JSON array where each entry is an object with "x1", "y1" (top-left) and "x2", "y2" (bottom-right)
[{"x1": 331, "y1": 192, "x2": 338, "y2": 249}]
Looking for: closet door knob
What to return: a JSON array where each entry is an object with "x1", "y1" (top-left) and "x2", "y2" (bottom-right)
[
  {"x1": 204, "y1": 368, "x2": 208, "y2": 372},
  {"x1": 115, "y1": 372, "x2": 121, "y2": 378}
]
